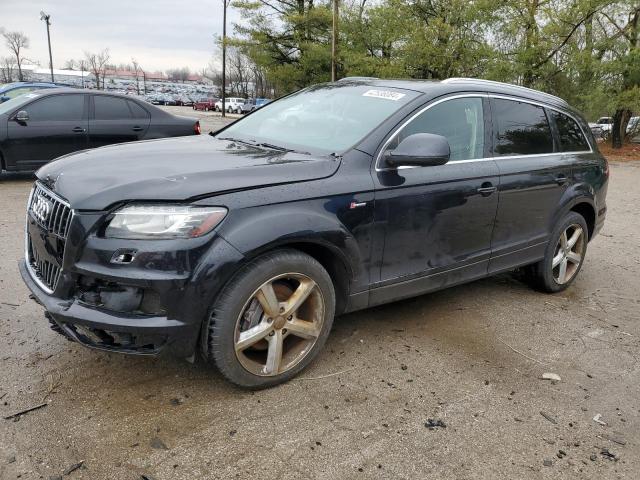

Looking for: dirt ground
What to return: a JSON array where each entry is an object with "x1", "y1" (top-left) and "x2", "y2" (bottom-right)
[{"x1": 1, "y1": 126, "x2": 639, "y2": 479}]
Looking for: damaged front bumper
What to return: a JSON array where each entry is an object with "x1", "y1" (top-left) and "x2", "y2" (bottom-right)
[
  {"x1": 20, "y1": 258, "x2": 198, "y2": 356},
  {"x1": 19, "y1": 230, "x2": 245, "y2": 357}
]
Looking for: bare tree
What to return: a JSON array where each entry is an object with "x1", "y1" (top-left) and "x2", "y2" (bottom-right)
[
  {"x1": 227, "y1": 47, "x2": 252, "y2": 97},
  {"x1": 84, "y1": 49, "x2": 110, "y2": 89},
  {"x1": 166, "y1": 67, "x2": 191, "y2": 83},
  {"x1": 132, "y1": 58, "x2": 141, "y2": 94},
  {"x1": 0, "y1": 56, "x2": 16, "y2": 83},
  {"x1": 3, "y1": 31, "x2": 29, "y2": 81},
  {"x1": 63, "y1": 59, "x2": 76, "y2": 70}
]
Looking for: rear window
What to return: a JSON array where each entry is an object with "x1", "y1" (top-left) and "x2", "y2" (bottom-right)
[
  {"x1": 94, "y1": 96, "x2": 132, "y2": 120},
  {"x1": 127, "y1": 100, "x2": 150, "y2": 119},
  {"x1": 492, "y1": 99, "x2": 553, "y2": 156},
  {"x1": 551, "y1": 111, "x2": 589, "y2": 152}
]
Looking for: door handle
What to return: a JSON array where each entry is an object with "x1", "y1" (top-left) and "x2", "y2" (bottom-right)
[
  {"x1": 555, "y1": 175, "x2": 568, "y2": 185},
  {"x1": 477, "y1": 183, "x2": 497, "y2": 196},
  {"x1": 72, "y1": 127, "x2": 86, "y2": 133},
  {"x1": 132, "y1": 126, "x2": 144, "y2": 132}
]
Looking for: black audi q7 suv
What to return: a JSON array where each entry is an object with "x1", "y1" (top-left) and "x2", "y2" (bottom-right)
[{"x1": 20, "y1": 78, "x2": 608, "y2": 388}]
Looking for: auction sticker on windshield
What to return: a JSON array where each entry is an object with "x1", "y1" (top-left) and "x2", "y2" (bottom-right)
[{"x1": 362, "y1": 89, "x2": 406, "y2": 101}]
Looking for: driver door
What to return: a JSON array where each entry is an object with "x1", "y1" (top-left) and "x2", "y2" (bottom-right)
[
  {"x1": 369, "y1": 95, "x2": 500, "y2": 305},
  {"x1": 5, "y1": 93, "x2": 88, "y2": 171}
]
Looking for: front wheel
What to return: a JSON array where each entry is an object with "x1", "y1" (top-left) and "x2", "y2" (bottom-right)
[
  {"x1": 204, "y1": 249, "x2": 336, "y2": 388},
  {"x1": 525, "y1": 211, "x2": 588, "y2": 293}
]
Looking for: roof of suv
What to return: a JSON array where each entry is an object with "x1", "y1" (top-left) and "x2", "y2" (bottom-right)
[{"x1": 338, "y1": 77, "x2": 569, "y2": 109}]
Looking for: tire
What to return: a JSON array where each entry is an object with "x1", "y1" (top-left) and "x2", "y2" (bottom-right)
[
  {"x1": 525, "y1": 211, "x2": 588, "y2": 293},
  {"x1": 204, "y1": 249, "x2": 336, "y2": 389}
]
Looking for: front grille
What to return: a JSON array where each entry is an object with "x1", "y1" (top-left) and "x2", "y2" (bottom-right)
[
  {"x1": 26, "y1": 183, "x2": 72, "y2": 293},
  {"x1": 28, "y1": 183, "x2": 72, "y2": 238},
  {"x1": 27, "y1": 235, "x2": 62, "y2": 292}
]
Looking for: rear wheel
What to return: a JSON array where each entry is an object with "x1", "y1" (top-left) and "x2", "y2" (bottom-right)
[
  {"x1": 204, "y1": 249, "x2": 336, "y2": 388},
  {"x1": 525, "y1": 211, "x2": 588, "y2": 293}
]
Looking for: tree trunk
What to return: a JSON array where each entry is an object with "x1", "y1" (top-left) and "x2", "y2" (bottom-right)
[{"x1": 611, "y1": 108, "x2": 631, "y2": 149}]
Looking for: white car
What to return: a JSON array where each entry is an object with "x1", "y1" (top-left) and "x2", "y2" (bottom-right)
[
  {"x1": 588, "y1": 116, "x2": 613, "y2": 139},
  {"x1": 214, "y1": 97, "x2": 245, "y2": 113},
  {"x1": 628, "y1": 116, "x2": 640, "y2": 143}
]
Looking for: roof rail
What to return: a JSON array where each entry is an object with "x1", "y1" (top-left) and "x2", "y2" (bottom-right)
[
  {"x1": 337, "y1": 76, "x2": 379, "y2": 82},
  {"x1": 442, "y1": 77, "x2": 567, "y2": 105}
]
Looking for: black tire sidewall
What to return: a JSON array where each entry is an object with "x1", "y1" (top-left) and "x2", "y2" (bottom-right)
[{"x1": 206, "y1": 249, "x2": 336, "y2": 389}]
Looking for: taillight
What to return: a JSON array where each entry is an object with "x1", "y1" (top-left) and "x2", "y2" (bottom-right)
[{"x1": 194, "y1": 121, "x2": 201, "y2": 135}]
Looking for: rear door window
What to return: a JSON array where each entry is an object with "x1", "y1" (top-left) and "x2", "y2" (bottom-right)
[
  {"x1": 551, "y1": 111, "x2": 589, "y2": 152},
  {"x1": 492, "y1": 99, "x2": 553, "y2": 156},
  {"x1": 94, "y1": 96, "x2": 132, "y2": 120},
  {"x1": 127, "y1": 100, "x2": 150, "y2": 119}
]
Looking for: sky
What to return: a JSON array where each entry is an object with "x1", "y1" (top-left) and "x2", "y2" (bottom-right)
[{"x1": 0, "y1": 0, "x2": 242, "y2": 72}]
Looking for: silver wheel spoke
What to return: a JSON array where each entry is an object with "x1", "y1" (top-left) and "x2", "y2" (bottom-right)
[
  {"x1": 558, "y1": 258, "x2": 568, "y2": 284},
  {"x1": 552, "y1": 251, "x2": 564, "y2": 268},
  {"x1": 286, "y1": 318, "x2": 320, "y2": 339},
  {"x1": 566, "y1": 251, "x2": 582, "y2": 264},
  {"x1": 236, "y1": 321, "x2": 272, "y2": 351},
  {"x1": 282, "y1": 279, "x2": 316, "y2": 317},
  {"x1": 235, "y1": 272, "x2": 326, "y2": 378},
  {"x1": 567, "y1": 228, "x2": 582, "y2": 249},
  {"x1": 255, "y1": 283, "x2": 279, "y2": 318},
  {"x1": 264, "y1": 329, "x2": 284, "y2": 375},
  {"x1": 560, "y1": 231, "x2": 568, "y2": 250}
]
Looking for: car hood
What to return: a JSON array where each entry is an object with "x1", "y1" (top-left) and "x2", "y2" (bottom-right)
[{"x1": 36, "y1": 135, "x2": 340, "y2": 210}]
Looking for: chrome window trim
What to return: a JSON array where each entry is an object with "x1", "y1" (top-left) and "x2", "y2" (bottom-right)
[
  {"x1": 375, "y1": 93, "x2": 592, "y2": 172},
  {"x1": 24, "y1": 182, "x2": 74, "y2": 295}
]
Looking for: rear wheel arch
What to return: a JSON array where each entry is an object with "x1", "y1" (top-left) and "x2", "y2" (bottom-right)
[{"x1": 570, "y1": 202, "x2": 596, "y2": 240}]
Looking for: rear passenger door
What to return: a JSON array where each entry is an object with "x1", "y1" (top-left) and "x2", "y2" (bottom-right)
[
  {"x1": 89, "y1": 95, "x2": 150, "y2": 148},
  {"x1": 488, "y1": 97, "x2": 571, "y2": 273}
]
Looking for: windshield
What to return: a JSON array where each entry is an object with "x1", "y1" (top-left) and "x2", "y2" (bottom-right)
[
  {"x1": 0, "y1": 92, "x2": 41, "y2": 115},
  {"x1": 218, "y1": 83, "x2": 419, "y2": 154}
]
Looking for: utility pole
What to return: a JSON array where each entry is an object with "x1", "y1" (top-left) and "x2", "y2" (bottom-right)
[
  {"x1": 222, "y1": 0, "x2": 229, "y2": 117},
  {"x1": 40, "y1": 11, "x2": 54, "y2": 82},
  {"x1": 331, "y1": 0, "x2": 339, "y2": 81}
]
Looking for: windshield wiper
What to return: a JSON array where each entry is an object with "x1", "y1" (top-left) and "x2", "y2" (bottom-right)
[
  {"x1": 218, "y1": 137, "x2": 309, "y2": 155},
  {"x1": 256, "y1": 142, "x2": 291, "y2": 152},
  {"x1": 217, "y1": 136, "x2": 256, "y2": 147}
]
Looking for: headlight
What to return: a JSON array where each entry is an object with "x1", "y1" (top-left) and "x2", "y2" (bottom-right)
[{"x1": 105, "y1": 205, "x2": 227, "y2": 239}]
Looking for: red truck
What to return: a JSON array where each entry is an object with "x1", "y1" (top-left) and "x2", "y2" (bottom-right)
[{"x1": 193, "y1": 97, "x2": 218, "y2": 111}]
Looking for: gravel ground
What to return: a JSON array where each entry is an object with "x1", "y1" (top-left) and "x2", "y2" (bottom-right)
[{"x1": 0, "y1": 150, "x2": 639, "y2": 479}]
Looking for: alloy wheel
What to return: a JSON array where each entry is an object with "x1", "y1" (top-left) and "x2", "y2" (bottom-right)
[
  {"x1": 234, "y1": 273, "x2": 325, "y2": 376},
  {"x1": 552, "y1": 223, "x2": 585, "y2": 284}
]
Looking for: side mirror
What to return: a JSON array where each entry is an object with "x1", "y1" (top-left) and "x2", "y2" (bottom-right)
[
  {"x1": 14, "y1": 110, "x2": 30, "y2": 123},
  {"x1": 385, "y1": 133, "x2": 450, "y2": 167}
]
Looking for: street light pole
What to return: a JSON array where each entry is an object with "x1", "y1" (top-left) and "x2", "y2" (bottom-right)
[
  {"x1": 40, "y1": 11, "x2": 54, "y2": 82},
  {"x1": 221, "y1": 0, "x2": 228, "y2": 117}
]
